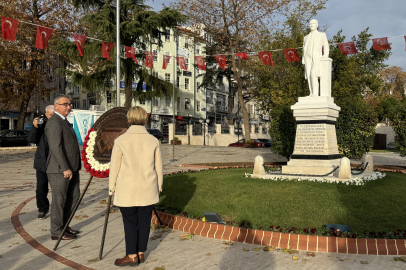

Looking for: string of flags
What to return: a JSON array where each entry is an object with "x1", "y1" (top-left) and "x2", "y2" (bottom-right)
[{"x1": 1, "y1": 16, "x2": 405, "y2": 72}]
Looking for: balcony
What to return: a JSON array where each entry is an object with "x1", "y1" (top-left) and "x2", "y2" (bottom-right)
[{"x1": 216, "y1": 105, "x2": 228, "y2": 112}]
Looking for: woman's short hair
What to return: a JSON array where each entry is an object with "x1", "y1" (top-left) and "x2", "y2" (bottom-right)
[{"x1": 127, "y1": 106, "x2": 149, "y2": 125}]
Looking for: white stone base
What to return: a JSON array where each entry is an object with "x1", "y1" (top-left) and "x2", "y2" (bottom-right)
[{"x1": 251, "y1": 172, "x2": 374, "y2": 182}]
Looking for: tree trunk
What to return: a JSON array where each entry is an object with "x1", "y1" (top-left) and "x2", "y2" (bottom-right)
[
  {"x1": 124, "y1": 65, "x2": 132, "y2": 109},
  {"x1": 227, "y1": 76, "x2": 234, "y2": 125},
  {"x1": 16, "y1": 93, "x2": 30, "y2": 130}
]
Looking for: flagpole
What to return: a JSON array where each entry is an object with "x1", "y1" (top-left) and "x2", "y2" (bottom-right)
[{"x1": 116, "y1": 0, "x2": 120, "y2": 107}]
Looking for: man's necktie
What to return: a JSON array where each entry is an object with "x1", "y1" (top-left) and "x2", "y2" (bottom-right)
[{"x1": 65, "y1": 119, "x2": 78, "y2": 140}]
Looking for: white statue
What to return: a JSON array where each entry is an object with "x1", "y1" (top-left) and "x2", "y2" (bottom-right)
[{"x1": 302, "y1": 19, "x2": 329, "y2": 97}]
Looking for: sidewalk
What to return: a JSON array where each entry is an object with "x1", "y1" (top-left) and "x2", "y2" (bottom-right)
[{"x1": 0, "y1": 146, "x2": 405, "y2": 270}]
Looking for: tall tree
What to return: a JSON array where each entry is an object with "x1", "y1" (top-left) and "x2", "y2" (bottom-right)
[
  {"x1": 54, "y1": 0, "x2": 187, "y2": 109},
  {"x1": 0, "y1": 0, "x2": 79, "y2": 129},
  {"x1": 171, "y1": 0, "x2": 292, "y2": 140}
]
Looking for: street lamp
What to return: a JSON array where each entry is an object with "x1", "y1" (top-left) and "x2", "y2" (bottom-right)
[{"x1": 199, "y1": 118, "x2": 210, "y2": 146}]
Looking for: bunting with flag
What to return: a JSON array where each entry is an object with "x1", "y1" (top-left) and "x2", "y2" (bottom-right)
[
  {"x1": 176, "y1": 56, "x2": 187, "y2": 71},
  {"x1": 102, "y1": 42, "x2": 114, "y2": 60},
  {"x1": 236, "y1": 53, "x2": 248, "y2": 60},
  {"x1": 194, "y1": 56, "x2": 206, "y2": 71},
  {"x1": 214, "y1": 55, "x2": 226, "y2": 70},
  {"x1": 162, "y1": 54, "x2": 170, "y2": 69},
  {"x1": 283, "y1": 49, "x2": 300, "y2": 62},
  {"x1": 1, "y1": 17, "x2": 18, "y2": 41},
  {"x1": 35, "y1": 26, "x2": 54, "y2": 50},
  {"x1": 404, "y1": 36, "x2": 406, "y2": 51},
  {"x1": 145, "y1": 51, "x2": 155, "y2": 69},
  {"x1": 338, "y1": 42, "x2": 358, "y2": 55},
  {"x1": 258, "y1": 51, "x2": 274, "y2": 66},
  {"x1": 125, "y1": 46, "x2": 137, "y2": 63},
  {"x1": 72, "y1": 34, "x2": 86, "y2": 57},
  {"x1": 372, "y1": 37, "x2": 391, "y2": 51}
]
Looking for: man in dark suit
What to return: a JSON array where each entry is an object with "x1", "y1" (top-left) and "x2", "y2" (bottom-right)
[
  {"x1": 45, "y1": 95, "x2": 81, "y2": 240},
  {"x1": 27, "y1": 105, "x2": 54, "y2": 220}
]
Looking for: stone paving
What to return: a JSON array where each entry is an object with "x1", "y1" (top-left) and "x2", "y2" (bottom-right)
[{"x1": 0, "y1": 145, "x2": 405, "y2": 270}]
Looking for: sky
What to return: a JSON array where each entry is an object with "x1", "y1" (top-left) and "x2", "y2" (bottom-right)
[{"x1": 146, "y1": 0, "x2": 406, "y2": 70}]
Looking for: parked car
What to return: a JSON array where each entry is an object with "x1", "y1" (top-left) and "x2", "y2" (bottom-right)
[
  {"x1": 386, "y1": 142, "x2": 395, "y2": 150},
  {"x1": 147, "y1": 129, "x2": 163, "y2": 141},
  {"x1": 228, "y1": 139, "x2": 264, "y2": 147},
  {"x1": 0, "y1": 129, "x2": 30, "y2": 147},
  {"x1": 257, "y1": 139, "x2": 272, "y2": 147}
]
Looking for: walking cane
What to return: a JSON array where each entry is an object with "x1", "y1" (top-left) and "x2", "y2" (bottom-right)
[
  {"x1": 98, "y1": 195, "x2": 113, "y2": 260},
  {"x1": 53, "y1": 175, "x2": 94, "y2": 251}
]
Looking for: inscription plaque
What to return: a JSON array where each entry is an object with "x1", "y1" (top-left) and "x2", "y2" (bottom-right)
[{"x1": 294, "y1": 124, "x2": 326, "y2": 153}]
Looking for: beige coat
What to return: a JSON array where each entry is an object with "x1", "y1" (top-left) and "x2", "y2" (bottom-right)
[{"x1": 109, "y1": 125, "x2": 163, "y2": 207}]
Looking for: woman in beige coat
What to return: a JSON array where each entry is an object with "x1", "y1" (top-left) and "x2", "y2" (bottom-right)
[{"x1": 109, "y1": 106, "x2": 163, "y2": 267}]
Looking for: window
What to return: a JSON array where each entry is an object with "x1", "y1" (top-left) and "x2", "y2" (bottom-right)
[
  {"x1": 185, "y1": 58, "x2": 189, "y2": 70},
  {"x1": 140, "y1": 99, "x2": 145, "y2": 105},
  {"x1": 166, "y1": 97, "x2": 171, "y2": 107},
  {"x1": 196, "y1": 43, "x2": 200, "y2": 55},
  {"x1": 83, "y1": 99, "x2": 87, "y2": 109},
  {"x1": 153, "y1": 98, "x2": 159, "y2": 107},
  {"x1": 184, "y1": 38, "x2": 189, "y2": 48},
  {"x1": 165, "y1": 33, "x2": 170, "y2": 41},
  {"x1": 177, "y1": 97, "x2": 180, "y2": 110},
  {"x1": 153, "y1": 49, "x2": 158, "y2": 62},
  {"x1": 176, "y1": 77, "x2": 179, "y2": 88},
  {"x1": 165, "y1": 73, "x2": 171, "y2": 82},
  {"x1": 197, "y1": 82, "x2": 200, "y2": 93},
  {"x1": 74, "y1": 100, "x2": 80, "y2": 109},
  {"x1": 185, "y1": 78, "x2": 189, "y2": 90},
  {"x1": 196, "y1": 101, "x2": 200, "y2": 112},
  {"x1": 206, "y1": 90, "x2": 213, "y2": 104},
  {"x1": 185, "y1": 98, "x2": 191, "y2": 110},
  {"x1": 107, "y1": 92, "x2": 112, "y2": 103}
]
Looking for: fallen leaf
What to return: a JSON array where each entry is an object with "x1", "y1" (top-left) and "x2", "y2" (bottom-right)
[
  {"x1": 206, "y1": 253, "x2": 211, "y2": 256},
  {"x1": 153, "y1": 266, "x2": 165, "y2": 270},
  {"x1": 345, "y1": 258, "x2": 351, "y2": 260},
  {"x1": 263, "y1": 246, "x2": 275, "y2": 251},
  {"x1": 302, "y1": 259, "x2": 308, "y2": 262},
  {"x1": 253, "y1": 248, "x2": 263, "y2": 251},
  {"x1": 12, "y1": 243, "x2": 19, "y2": 245},
  {"x1": 71, "y1": 246, "x2": 81, "y2": 249},
  {"x1": 160, "y1": 240, "x2": 166, "y2": 242},
  {"x1": 243, "y1": 248, "x2": 249, "y2": 251},
  {"x1": 88, "y1": 258, "x2": 99, "y2": 263},
  {"x1": 99, "y1": 199, "x2": 108, "y2": 204},
  {"x1": 306, "y1": 252, "x2": 315, "y2": 257},
  {"x1": 151, "y1": 259, "x2": 158, "y2": 262},
  {"x1": 360, "y1": 261, "x2": 369, "y2": 264},
  {"x1": 72, "y1": 215, "x2": 89, "y2": 220},
  {"x1": 223, "y1": 241, "x2": 233, "y2": 245},
  {"x1": 292, "y1": 256, "x2": 298, "y2": 260},
  {"x1": 42, "y1": 229, "x2": 48, "y2": 232},
  {"x1": 392, "y1": 256, "x2": 406, "y2": 262},
  {"x1": 221, "y1": 247, "x2": 228, "y2": 250}
]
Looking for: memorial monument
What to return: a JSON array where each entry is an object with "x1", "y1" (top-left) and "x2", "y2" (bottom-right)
[{"x1": 282, "y1": 19, "x2": 341, "y2": 175}]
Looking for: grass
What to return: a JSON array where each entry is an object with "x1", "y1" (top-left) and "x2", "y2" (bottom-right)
[
  {"x1": 157, "y1": 168, "x2": 406, "y2": 234},
  {"x1": 368, "y1": 149, "x2": 400, "y2": 153}
]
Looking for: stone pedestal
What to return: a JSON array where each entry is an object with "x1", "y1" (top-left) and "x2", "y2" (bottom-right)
[{"x1": 282, "y1": 96, "x2": 341, "y2": 175}]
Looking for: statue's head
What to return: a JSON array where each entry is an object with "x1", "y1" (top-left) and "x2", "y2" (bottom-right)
[{"x1": 310, "y1": 19, "x2": 318, "y2": 31}]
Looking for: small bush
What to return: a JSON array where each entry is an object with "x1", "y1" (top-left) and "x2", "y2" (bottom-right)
[
  {"x1": 336, "y1": 97, "x2": 377, "y2": 159},
  {"x1": 174, "y1": 137, "x2": 179, "y2": 141},
  {"x1": 245, "y1": 139, "x2": 255, "y2": 143}
]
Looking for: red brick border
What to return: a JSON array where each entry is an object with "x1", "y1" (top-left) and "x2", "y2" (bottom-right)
[
  {"x1": 11, "y1": 196, "x2": 95, "y2": 270},
  {"x1": 152, "y1": 211, "x2": 406, "y2": 255}
]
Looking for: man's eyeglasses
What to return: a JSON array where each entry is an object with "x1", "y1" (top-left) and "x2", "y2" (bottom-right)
[{"x1": 57, "y1": 103, "x2": 73, "y2": 108}]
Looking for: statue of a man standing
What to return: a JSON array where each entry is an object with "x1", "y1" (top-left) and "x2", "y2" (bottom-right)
[{"x1": 302, "y1": 19, "x2": 329, "y2": 97}]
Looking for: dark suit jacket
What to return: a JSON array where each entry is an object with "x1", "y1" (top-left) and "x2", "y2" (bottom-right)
[
  {"x1": 27, "y1": 123, "x2": 49, "y2": 172},
  {"x1": 45, "y1": 114, "x2": 81, "y2": 174}
]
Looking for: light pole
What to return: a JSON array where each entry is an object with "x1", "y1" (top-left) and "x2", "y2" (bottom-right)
[
  {"x1": 116, "y1": 0, "x2": 120, "y2": 107},
  {"x1": 199, "y1": 118, "x2": 209, "y2": 146}
]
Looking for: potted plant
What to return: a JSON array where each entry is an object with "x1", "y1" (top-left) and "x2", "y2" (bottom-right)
[
  {"x1": 243, "y1": 139, "x2": 257, "y2": 148},
  {"x1": 171, "y1": 137, "x2": 182, "y2": 145}
]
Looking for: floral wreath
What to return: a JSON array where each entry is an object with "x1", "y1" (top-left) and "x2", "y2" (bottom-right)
[{"x1": 81, "y1": 128, "x2": 110, "y2": 178}]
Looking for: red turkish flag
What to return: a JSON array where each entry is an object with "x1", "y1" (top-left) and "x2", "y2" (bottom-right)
[
  {"x1": 162, "y1": 55, "x2": 171, "y2": 69},
  {"x1": 338, "y1": 42, "x2": 358, "y2": 55},
  {"x1": 258, "y1": 51, "x2": 274, "y2": 66},
  {"x1": 35, "y1": 26, "x2": 54, "y2": 49},
  {"x1": 1, "y1": 17, "x2": 19, "y2": 41},
  {"x1": 176, "y1": 56, "x2": 187, "y2": 71},
  {"x1": 102, "y1": 42, "x2": 115, "y2": 60},
  {"x1": 372, "y1": 37, "x2": 391, "y2": 51},
  {"x1": 214, "y1": 55, "x2": 226, "y2": 70},
  {"x1": 283, "y1": 48, "x2": 300, "y2": 62},
  {"x1": 72, "y1": 34, "x2": 86, "y2": 57},
  {"x1": 236, "y1": 53, "x2": 248, "y2": 60},
  {"x1": 125, "y1": 46, "x2": 137, "y2": 63},
  {"x1": 194, "y1": 56, "x2": 206, "y2": 71},
  {"x1": 145, "y1": 51, "x2": 155, "y2": 69}
]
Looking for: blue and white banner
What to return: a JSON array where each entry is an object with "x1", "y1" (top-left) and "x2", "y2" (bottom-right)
[{"x1": 77, "y1": 113, "x2": 92, "y2": 142}]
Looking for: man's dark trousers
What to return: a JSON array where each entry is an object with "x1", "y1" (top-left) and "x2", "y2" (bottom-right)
[
  {"x1": 47, "y1": 171, "x2": 80, "y2": 236},
  {"x1": 36, "y1": 170, "x2": 49, "y2": 213}
]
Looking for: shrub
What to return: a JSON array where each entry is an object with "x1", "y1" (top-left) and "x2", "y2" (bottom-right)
[
  {"x1": 336, "y1": 97, "x2": 378, "y2": 159},
  {"x1": 245, "y1": 139, "x2": 255, "y2": 143},
  {"x1": 268, "y1": 103, "x2": 296, "y2": 159},
  {"x1": 174, "y1": 137, "x2": 179, "y2": 141}
]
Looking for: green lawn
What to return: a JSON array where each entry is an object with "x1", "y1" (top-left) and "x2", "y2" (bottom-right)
[
  {"x1": 368, "y1": 149, "x2": 400, "y2": 153},
  {"x1": 157, "y1": 168, "x2": 406, "y2": 233}
]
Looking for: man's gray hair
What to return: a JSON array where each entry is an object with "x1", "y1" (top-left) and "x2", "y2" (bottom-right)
[
  {"x1": 45, "y1": 105, "x2": 55, "y2": 113},
  {"x1": 54, "y1": 94, "x2": 71, "y2": 105}
]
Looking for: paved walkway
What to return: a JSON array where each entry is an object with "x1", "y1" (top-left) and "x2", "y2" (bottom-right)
[{"x1": 0, "y1": 145, "x2": 405, "y2": 270}]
